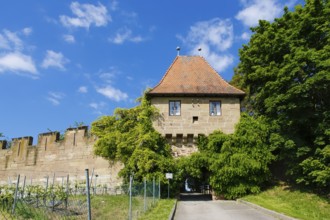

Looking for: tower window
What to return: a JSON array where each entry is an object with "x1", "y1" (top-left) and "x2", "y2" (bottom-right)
[
  {"x1": 169, "y1": 101, "x2": 181, "y2": 116},
  {"x1": 210, "y1": 101, "x2": 221, "y2": 116}
]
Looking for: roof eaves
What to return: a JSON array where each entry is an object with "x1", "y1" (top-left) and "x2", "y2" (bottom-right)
[{"x1": 148, "y1": 92, "x2": 245, "y2": 97}]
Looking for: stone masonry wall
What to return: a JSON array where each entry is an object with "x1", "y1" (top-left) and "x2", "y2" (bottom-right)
[
  {"x1": 0, "y1": 126, "x2": 123, "y2": 187},
  {"x1": 151, "y1": 96, "x2": 241, "y2": 156}
]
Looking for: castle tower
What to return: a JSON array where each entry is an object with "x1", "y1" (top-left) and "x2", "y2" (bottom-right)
[{"x1": 147, "y1": 56, "x2": 245, "y2": 156}]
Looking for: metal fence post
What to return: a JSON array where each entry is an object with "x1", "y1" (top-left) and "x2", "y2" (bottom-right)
[
  {"x1": 128, "y1": 175, "x2": 132, "y2": 220},
  {"x1": 85, "y1": 169, "x2": 92, "y2": 220},
  {"x1": 94, "y1": 175, "x2": 98, "y2": 195},
  {"x1": 153, "y1": 177, "x2": 155, "y2": 204},
  {"x1": 65, "y1": 174, "x2": 69, "y2": 209},
  {"x1": 158, "y1": 178, "x2": 161, "y2": 199},
  {"x1": 168, "y1": 179, "x2": 170, "y2": 199},
  {"x1": 44, "y1": 175, "x2": 49, "y2": 205},
  {"x1": 45, "y1": 176, "x2": 49, "y2": 191},
  {"x1": 90, "y1": 168, "x2": 94, "y2": 190},
  {"x1": 11, "y1": 174, "x2": 20, "y2": 214},
  {"x1": 52, "y1": 172, "x2": 56, "y2": 188},
  {"x1": 21, "y1": 176, "x2": 26, "y2": 199}
]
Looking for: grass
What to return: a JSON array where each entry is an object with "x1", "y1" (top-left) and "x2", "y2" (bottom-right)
[
  {"x1": 242, "y1": 185, "x2": 330, "y2": 220},
  {"x1": 91, "y1": 195, "x2": 130, "y2": 220},
  {"x1": 91, "y1": 195, "x2": 169, "y2": 220},
  {"x1": 139, "y1": 199, "x2": 176, "y2": 220}
]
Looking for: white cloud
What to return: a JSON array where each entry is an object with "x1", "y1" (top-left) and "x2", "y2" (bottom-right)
[
  {"x1": 0, "y1": 52, "x2": 37, "y2": 74},
  {"x1": 178, "y1": 18, "x2": 234, "y2": 72},
  {"x1": 47, "y1": 92, "x2": 65, "y2": 106},
  {"x1": 60, "y1": 2, "x2": 110, "y2": 29},
  {"x1": 78, "y1": 86, "x2": 88, "y2": 93},
  {"x1": 236, "y1": 0, "x2": 282, "y2": 27},
  {"x1": 0, "y1": 29, "x2": 38, "y2": 76},
  {"x1": 99, "y1": 70, "x2": 118, "y2": 83},
  {"x1": 180, "y1": 18, "x2": 233, "y2": 52},
  {"x1": 241, "y1": 31, "x2": 251, "y2": 40},
  {"x1": 41, "y1": 50, "x2": 69, "y2": 70},
  {"x1": 22, "y1": 27, "x2": 32, "y2": 36},
  {"x1": 89, "y1": 101, "x2": 107, "y2": 114},
  {"x1": 96, "y1": 86, "x2": 128, "y2": 102},
  {"x1": 110, "y1": 0, "x2": 119, "y2": 11},
  {"x1": 89, "y1": 101, "x2": 106, "y2": 109},
  {"x1": 206, "y1": 54, "x2": 234, "y2": 73},
  {"x1": 192, "y1": 45, "x2": 234, "y2": 73},
  {"x1": 63, "y1": 34, "x2": 75, "y2": 43},
  {"x1": 109, "y1": 27, "x2": 144, "y2": 44},
  {"x1": 3, "y1": 30, "x2": 23, "y2": 51},
  {"x1": 0, "y1": 34, "x2": 10, "y2": 50}
]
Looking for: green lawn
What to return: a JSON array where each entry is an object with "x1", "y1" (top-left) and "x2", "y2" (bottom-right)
[
  {"x1": 139, "y1": 199, "x2": 176, "y2": 220},
  {"x1": 242, "y1": 185, "x2": 330, "y2": 220},
  {"x1": 91, "y1": 195, "x2": 175, "y2": 220},
  {"x1": 91, "y1": 195, "x2": 130, "y2": 220}
]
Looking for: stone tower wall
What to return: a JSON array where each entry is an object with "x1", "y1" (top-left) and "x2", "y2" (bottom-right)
[{"x1": 151, "y1": 96, "x2": 241, "y2": 156}]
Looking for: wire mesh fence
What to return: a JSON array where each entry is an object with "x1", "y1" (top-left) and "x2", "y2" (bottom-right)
[
  {"x1": 125, "y1": 176, "x2": 160, "y2": 220},
  {"x1": 0, "y1": 171, "x2": 161, "y2": 220},
  {"x1": 1, "y1": 172, "x2": 90, "y2": 220}
]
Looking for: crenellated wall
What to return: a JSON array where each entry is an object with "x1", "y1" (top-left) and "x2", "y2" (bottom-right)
[{"x1": 0, "y1": 126, "x2": 123, "y2": 187}]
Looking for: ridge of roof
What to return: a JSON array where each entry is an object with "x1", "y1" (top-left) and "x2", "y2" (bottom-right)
[{"x1": 148, "y1": 55, "x2": 245, "y2": 96}]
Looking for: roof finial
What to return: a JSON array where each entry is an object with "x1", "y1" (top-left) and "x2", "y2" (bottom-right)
[
  {"x1": 198, "y1": 47, "x2": 202, "y2": 56},
  {"x1": 176, "y1": 46, "x2": 180, "y2": 56}
]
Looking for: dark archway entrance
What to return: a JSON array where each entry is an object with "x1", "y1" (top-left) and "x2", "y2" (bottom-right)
[{"x1": 179, "y1": 169, "x2": 212, "y2": 201}]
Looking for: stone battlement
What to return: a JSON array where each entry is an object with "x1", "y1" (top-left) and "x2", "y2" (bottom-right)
[
  {"x1": 1, "y1": 126, "x2": 90, "y2": 150},
  {"x1": 0, "y1": 126, "x2": 123, "y2": 187}
]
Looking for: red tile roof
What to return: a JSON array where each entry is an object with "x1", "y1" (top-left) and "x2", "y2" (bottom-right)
[{"x1": 148, "y1": 56, "x2": 245, "y2": 97}]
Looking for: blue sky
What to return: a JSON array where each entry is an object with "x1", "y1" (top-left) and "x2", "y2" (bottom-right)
[{"x1": 0, "y1": 0, "x2": 303, "y2": 143}]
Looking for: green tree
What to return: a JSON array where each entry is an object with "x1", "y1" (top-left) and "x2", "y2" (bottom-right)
[
  {"x1": 91, "y1": 91, "x2": 174, "y2": 182},
  {"x1": 209, "y1": 114, "x2": 275, "y2": 199},
  {"x1": 177, "y1": 115, "x2": 275, "y2": 199},
  {"x1": 232, "y1": 0, "x2": 330, "y2": 191}
]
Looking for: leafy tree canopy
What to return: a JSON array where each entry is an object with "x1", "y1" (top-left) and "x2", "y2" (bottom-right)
[
  {"x1": 232, "y1": 0, "x2": 330, "y2": 191},
  {"x1": 91, "y1": 91, "x2": 174, "y2": 182},
  {"x1": 210, "y1": 114, "x2": 275, "y2": 199},
  {"x1": 177, "y1": 114, "x2": 276, "y2": 199}
]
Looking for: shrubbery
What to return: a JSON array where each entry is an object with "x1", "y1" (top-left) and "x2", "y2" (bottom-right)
[{"x1": 178, "y1": 114, "x2": 275, "y2": 199}]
